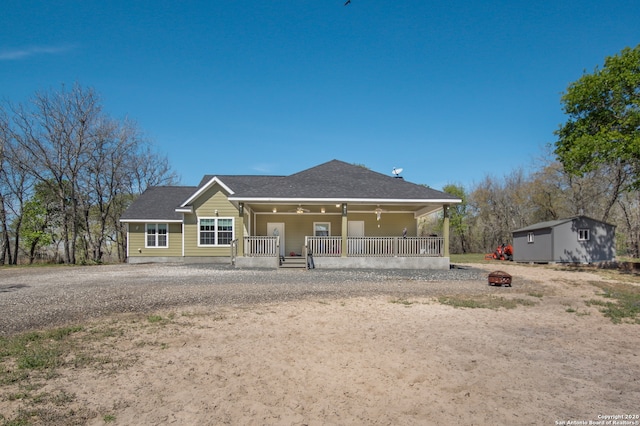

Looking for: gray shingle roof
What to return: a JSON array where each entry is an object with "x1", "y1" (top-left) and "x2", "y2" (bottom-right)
[
  {"x1": 229, "y1": 160, "x2": 459, "y2": 201},
  {"x1": 121, "y1": 160, "x2": 460, "y2": 221},
  {"x1": 197, "y1": 175, "x2": 284, "y2": 194},
  {"x1": 120, "y1": 186, "x2": 197, "y2": 221}
]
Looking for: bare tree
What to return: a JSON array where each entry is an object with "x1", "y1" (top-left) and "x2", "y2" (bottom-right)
[
  {"x1": 0, "y1": 106, "x2": 36, "y2": 264},
  {"x1": 9, "y1": 84, "x2": 102, "y2": 263},
  {"x1": 4, "y1": 83, "x2": 177, "y2": 264},
  {"x1": 79, "y1": 117, "x2": 158, "y2": 262},
  {"x1": 0, "y1": 106, "x2": 11, "y2": 264},
  {"x1": 616, "y1": 191, "x2": 640, "y2": 258},
  {"x1": 468, "y1": 169, "x2": 534, "y2": 252}
]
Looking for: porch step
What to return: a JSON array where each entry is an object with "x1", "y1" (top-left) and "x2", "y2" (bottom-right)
[{"x1": 279, "y1": 256, "x2": 307, "y2": 269}]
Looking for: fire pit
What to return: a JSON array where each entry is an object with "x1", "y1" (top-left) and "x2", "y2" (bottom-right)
[{"x1": 488, "y1": 271, "x2": 512, "y2": 287}]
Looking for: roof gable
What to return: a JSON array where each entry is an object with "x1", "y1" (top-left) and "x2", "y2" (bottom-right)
[{"x1": 179, "y1": 176, "x2": 235, "y2": 208}]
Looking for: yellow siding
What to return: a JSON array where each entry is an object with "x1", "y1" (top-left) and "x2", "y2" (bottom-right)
[
  {"x1": 127, "y1": 222, "x2": 183, "y2": 257},
  {"x1": 184, "y1": 183, "x2": 243, "y2": 257}
]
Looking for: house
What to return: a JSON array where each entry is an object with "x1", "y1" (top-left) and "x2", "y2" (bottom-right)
[
  {"x1": 512, "y1": 216, "x2": 616, "y2": 264},
  {"x1": 120, "y1": 160, "x2": 462, "y2": 269}
]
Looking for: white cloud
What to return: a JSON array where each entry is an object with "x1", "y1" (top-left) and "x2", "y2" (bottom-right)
[
  {"x1": 251, "y1": 163, "x2": 277, "y2": 173},
  {"x1": 0, "y1": 44, "x2": 77, "y2": 60}
]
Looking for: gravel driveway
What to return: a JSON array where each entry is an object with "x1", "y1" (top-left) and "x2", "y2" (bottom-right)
[{"x1": 0, "y1": 263, "x2": 495, "y2": 336}]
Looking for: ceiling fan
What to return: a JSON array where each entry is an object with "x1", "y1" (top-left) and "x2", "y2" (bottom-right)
[{"x1": 289, "y1": 204, "x2": 310, "y2": 214}]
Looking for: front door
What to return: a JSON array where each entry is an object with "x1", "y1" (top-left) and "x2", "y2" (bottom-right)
[
  {"x1": 348, "y1": 221, "x2": 365, "y2": 254},
  {"x1": 348, "y1": 221, "x2": 364, "y2": 237},
  {"x1": 267, "y1": 222, "x2": 285, "y2": 257}
]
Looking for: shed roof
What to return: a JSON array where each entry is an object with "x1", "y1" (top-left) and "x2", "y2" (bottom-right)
[{"x1": 512, "y1": 216, "x2": 615, "y2": 233}]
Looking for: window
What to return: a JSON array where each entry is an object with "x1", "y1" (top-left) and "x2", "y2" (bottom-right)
[
  {"x1": 199, "y1": 217, "x2": 234, "y2": 246},
  {"x1": 314, "y1": 222, "x2": 331, "y2": 236},
  {"x1": 146, "y1": 223, "x2": 168, "y2": 248},
  {"x1": 578, "y1": 228, "x2": 590, "y2": 241},
  {"x1": 527, "y1": 232, "x2": 534, "y2": 243}
]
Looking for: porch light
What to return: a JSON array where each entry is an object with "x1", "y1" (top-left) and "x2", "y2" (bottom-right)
[
  {"x1": 321, "y1": 207, "x2": 326, "y2": 213},
  {"x1": 375, "y1": 208, "x2": 383, "y2": 221},
  {"x1": 272, "y1": 207, "x2": 277, "y2": 213}
]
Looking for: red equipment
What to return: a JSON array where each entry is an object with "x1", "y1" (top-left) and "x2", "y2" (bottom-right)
[{"x1": 484, "y1": 243, "x2": 513, "y2": 261}]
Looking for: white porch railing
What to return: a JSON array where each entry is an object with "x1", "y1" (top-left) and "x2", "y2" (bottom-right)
[
  {"x1": 243, "y1": 236, "x2": 444, "y2": 258},
  {"x1": 306, "y1": 237, "x2": 342, "y2": 257},
  {"x1": 243, "y1": 236, "x2": 280, "y2": 257},
  {"x1": 396, "y1": 237, "x2": 444, "y2": 257},
  {"x1": 306, "y1": 236, "x2": 444, "y2": 257}
]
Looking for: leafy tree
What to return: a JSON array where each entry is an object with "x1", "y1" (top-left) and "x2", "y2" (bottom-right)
[
  {"x1": 442, "y1": 184, "x2": 470, "y2": 253},
  {"x1": 20, "y1": 198, "x2": 53, "y2": 263},
  {"x1": 555, "y1": 44, "x2": 640, "y2": 191}
]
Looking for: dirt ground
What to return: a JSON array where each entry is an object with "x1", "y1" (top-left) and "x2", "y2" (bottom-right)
[{"x1": 1, "y1": 263, "x2": 639, "y2": 425}]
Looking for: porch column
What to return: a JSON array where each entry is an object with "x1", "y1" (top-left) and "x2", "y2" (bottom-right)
[
  {"x1": 341, "y1": 203, "x2": 348, "y2": 257},
  {"x1": 443, "y1": 204, "x2": 450, "y2": 257},
  {"x1": 237, "y1": 203, "x2": 244, "y2": 256}
]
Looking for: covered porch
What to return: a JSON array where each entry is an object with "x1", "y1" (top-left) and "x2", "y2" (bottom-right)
[
  {"x1": 234, "y1": 235, "x2": 448, "y2": 269},
  {"x1": 232, "y1": 201, "x2": 453, "y2": 269}
]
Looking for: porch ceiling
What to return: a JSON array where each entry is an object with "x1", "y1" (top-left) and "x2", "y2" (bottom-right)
[{"x1": 245, "y1": 202, "x2": 443, "y2": 217}]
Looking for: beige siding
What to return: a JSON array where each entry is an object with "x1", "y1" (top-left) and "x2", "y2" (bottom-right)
[
  {"x1": 254, "y1": 214, "x2": 339, "y2": 255},
  {"x1": 346, "y1": 213, "x2": 416, "y2": 237},
  {"x1": 127, "y1": 222, "x2": 183, "y2": 257},
  {"x1": 253, "y1": 212, "x2": 415, "y2": 255},
  {"x1": 184, "y1": 183, "x2": 243, "y2": 257}
]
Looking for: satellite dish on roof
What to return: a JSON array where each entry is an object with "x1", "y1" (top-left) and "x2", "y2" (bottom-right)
[{"x1": 392, "y1": 167, "x2": 403, "y2": 177}]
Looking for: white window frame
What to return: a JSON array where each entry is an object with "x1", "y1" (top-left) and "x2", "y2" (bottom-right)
[
  {"x1": 313, "y1": 222, "x2": 331, "y2": 237},
  {"x1": 198, "y1": 217, "x2": 235, "y2": 247},
  {"x1": 527, "y1": 232, "x2": 534, "y2": 244},
  {"x1": 146, "y1": 223, "x2": 169, "y2": 248},
  {"x1": 578, "y1": 228, "x2": 590, "y2": 241}
]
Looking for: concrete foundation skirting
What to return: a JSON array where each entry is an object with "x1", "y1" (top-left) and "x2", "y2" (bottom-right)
[
  {"x1": 127, "y1": 256, "x2": 232, "y2": 265},
  {"x1": 129, "y1": 256, "x2": 450, "y2": 270},
  {"x1": 235, "y1": 257, "x2": 280, "y2": 268},
  {"x1": 313, "y1": 256, "x2": 450, "y2": 270}
]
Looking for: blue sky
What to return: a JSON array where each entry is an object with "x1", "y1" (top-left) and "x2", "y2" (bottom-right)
[{"x1": 2, "y1": 1, "x2": 639, "y2": 190}]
